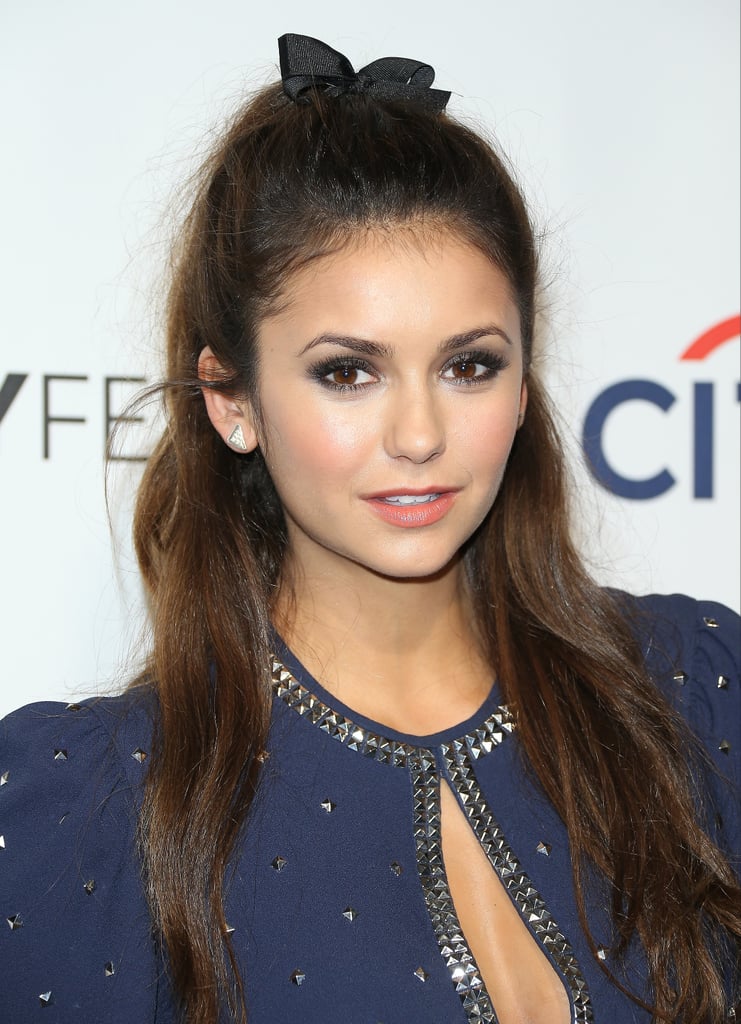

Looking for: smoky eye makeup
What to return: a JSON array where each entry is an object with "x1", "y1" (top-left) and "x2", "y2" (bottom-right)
[
  {"x1": 441, "y1": 349, "x2": 510, "y2": 384},
  {"x1": 306, "y1": 355, "x2": 378, "y2": 392},
  {"x1": 305, "y1": 346, "x2": 511, "y2": 393}
]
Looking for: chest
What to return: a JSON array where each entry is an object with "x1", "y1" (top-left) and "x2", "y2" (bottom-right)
[{"x1": 222, "y1": 697, "x2": 650, "y2": 1023}]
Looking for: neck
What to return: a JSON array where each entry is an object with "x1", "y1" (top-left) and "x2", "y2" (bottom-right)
[{"x1": 273, "y1": 554, "x2": 493, "y2": 735}]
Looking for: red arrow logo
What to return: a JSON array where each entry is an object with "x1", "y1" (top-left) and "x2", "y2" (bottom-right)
[{"x1": 680, "y1": 315, "x2": 740, "y2": 360}]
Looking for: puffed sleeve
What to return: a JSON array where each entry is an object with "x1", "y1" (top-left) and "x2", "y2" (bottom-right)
[
  {"x1": 637, "y1": 594, "x2": 741, "y2": 865},
  {"x1": 683, "y1": 599, "x2": 740, "y2": 862},
  {"x1": 0, "y1": 694, "x2": 167, "y2": 1022}
]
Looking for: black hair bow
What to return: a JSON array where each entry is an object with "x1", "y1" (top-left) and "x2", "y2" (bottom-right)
[{"x1": 278, "y1": 33, "x2": 450, "y2": 114}]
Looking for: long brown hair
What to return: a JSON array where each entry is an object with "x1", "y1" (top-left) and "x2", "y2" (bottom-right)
[{"x1": 131, "y1": 81, "x2": 740, "y2": 1023}]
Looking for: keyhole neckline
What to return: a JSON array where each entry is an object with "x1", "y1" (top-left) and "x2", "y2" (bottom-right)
[{"x1": 272, "y1": 632, "x2": 509, "y2": 750}]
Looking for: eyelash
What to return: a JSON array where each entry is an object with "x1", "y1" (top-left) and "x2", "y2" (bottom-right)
[
  {"x1": 308, "y1": 356, "x2": 376, "y2": 392},
  {"x1": 307, "y1": 350, "x2": 509, "y2": 393},
  {"x1": 442, "y1": 350, "x2": 509, "y2": 384}
]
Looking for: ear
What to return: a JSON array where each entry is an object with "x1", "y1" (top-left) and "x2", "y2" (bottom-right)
[
  {"x1": 198, "y1": 346, "x2": 259, "y2": 453},
  {"x1": 516, "y1": 378, "x2": 528, "y2": 428}
]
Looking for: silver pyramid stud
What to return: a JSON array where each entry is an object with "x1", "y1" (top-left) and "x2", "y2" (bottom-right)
[{"x1": 227, "y1": 425, "x2": 248, "y2": 451}]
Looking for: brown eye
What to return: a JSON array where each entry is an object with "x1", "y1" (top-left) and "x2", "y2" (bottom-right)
[
  {"x1": 451, "y1": 361, "x2": 478, "y2": 380},
  {"x1": 331, "y1": 366, "x2": 358, "y2": 385},
  {"x1": 442, "y1": 353, "x2": 503, "y2": 384},
  {"x1": 313, "y1": 361, "x2": 375, "y2": 389}
]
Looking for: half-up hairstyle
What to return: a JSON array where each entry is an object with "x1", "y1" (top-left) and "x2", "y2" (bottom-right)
[{"x1": 131, "y1": 75, "x2": 740, "y2": 1024}]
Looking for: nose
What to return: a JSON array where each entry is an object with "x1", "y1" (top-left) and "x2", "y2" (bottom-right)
[{"x1": 384, "y1": 382, "x2": 445, "y2": 463}]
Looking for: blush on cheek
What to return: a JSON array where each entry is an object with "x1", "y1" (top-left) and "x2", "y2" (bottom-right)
[
  {"x1": 289, "y1": 415, "x2": 374, "y2": 464},
  {"x1": 454, "y1": 413, "x2": 519, "y2": 457},
  {"x1": 263, "y1": 412, "x2": 375, "y2": 490},
  {"x1": 318, "y1": 412, "x2": 374, "y2": 453}
]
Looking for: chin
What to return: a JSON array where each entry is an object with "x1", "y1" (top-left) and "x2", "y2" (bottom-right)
[{"x1": 360, "y1": 550, "x2": 464, "y2": 584}]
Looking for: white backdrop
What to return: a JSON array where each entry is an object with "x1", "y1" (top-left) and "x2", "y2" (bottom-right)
[{"x1": 1, "y1": 1, "x2": 739, "y2": 717}]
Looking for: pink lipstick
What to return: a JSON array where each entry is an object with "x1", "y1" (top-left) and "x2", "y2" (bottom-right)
[{"x1": 364, "y1": 489, "x2": 458, "y2": 528}]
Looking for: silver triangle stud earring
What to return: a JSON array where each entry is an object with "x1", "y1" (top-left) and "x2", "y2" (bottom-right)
[{"x1": 227, "y1": 424, "x2": 248, "y2": 451}]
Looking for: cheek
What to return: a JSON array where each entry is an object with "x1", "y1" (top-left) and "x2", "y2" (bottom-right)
[
  {"x1": 262, "y1": 399, "x2": 375, "y2": 482},
  {"x1": 453, "y1": 402, "x2": 521, "y2": 469}
]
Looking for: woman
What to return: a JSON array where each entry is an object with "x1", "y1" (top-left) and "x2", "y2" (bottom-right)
[{"x1": 1, "y1": 33, "x2": 739, "y2": 1024}]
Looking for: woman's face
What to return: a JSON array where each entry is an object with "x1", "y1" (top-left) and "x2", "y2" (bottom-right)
[{"x1": 214, "y1": 229, "x2": 527, "y2": 585}]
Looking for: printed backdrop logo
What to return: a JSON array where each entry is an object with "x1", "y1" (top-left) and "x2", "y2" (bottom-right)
[
  {"x1": 583, "y1": 315, "x2": 741, "y2": 500},
  {"x1": 0, "y1": 373, "x2": 149, "y2": 459}
]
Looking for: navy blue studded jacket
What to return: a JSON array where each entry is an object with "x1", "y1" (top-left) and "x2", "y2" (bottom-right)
[{"x1": 0, "y1": 593, "x2": 739, "y2": 1022}]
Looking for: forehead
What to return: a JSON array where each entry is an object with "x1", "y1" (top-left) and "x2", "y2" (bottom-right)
[{"x1": 260, "y1": 227, "x2": 522, "y2": 347}]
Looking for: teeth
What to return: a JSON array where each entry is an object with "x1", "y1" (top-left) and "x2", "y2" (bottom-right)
[{"x1": 381, "y1": 494, "x2": 441, "y2": 505}]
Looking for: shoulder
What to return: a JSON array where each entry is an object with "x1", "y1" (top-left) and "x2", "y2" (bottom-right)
[
  {"x1": 614, "y1": 590, "x2": 740, "y2": 851},
  {"x1": 1, "y1": 687, "x2": 157, "y2": 801},
  {"x1": 0, "y1": 688, "x2": 157, "y2": 876},
  {"x1": 615, "y1": 590, "x2": 739, "y2": 744},
  {"x1": 0, "y1": 686, "x2": 157, "y2": 873},
  {"x1": 616, "y1": 591, "x2": 738, "y2": 707},
  {"x1": 620, "y1": 590, "x2": 739, "y2": 659},
  {"x1": 0, "y1": 689, "x2": 163, "y2": 1017}
]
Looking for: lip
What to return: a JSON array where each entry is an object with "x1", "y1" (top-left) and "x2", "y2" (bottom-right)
[
  {"x1": 365, "y1": 487, "x2": 458, "y2": 499},
  {"x1": 363, "y1": 488, "x2": 460, "y2": 528}
]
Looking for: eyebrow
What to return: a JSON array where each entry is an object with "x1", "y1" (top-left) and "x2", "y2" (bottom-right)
[{"x1": 297, "y1": 324, "x2": 512, "y2": 358}]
